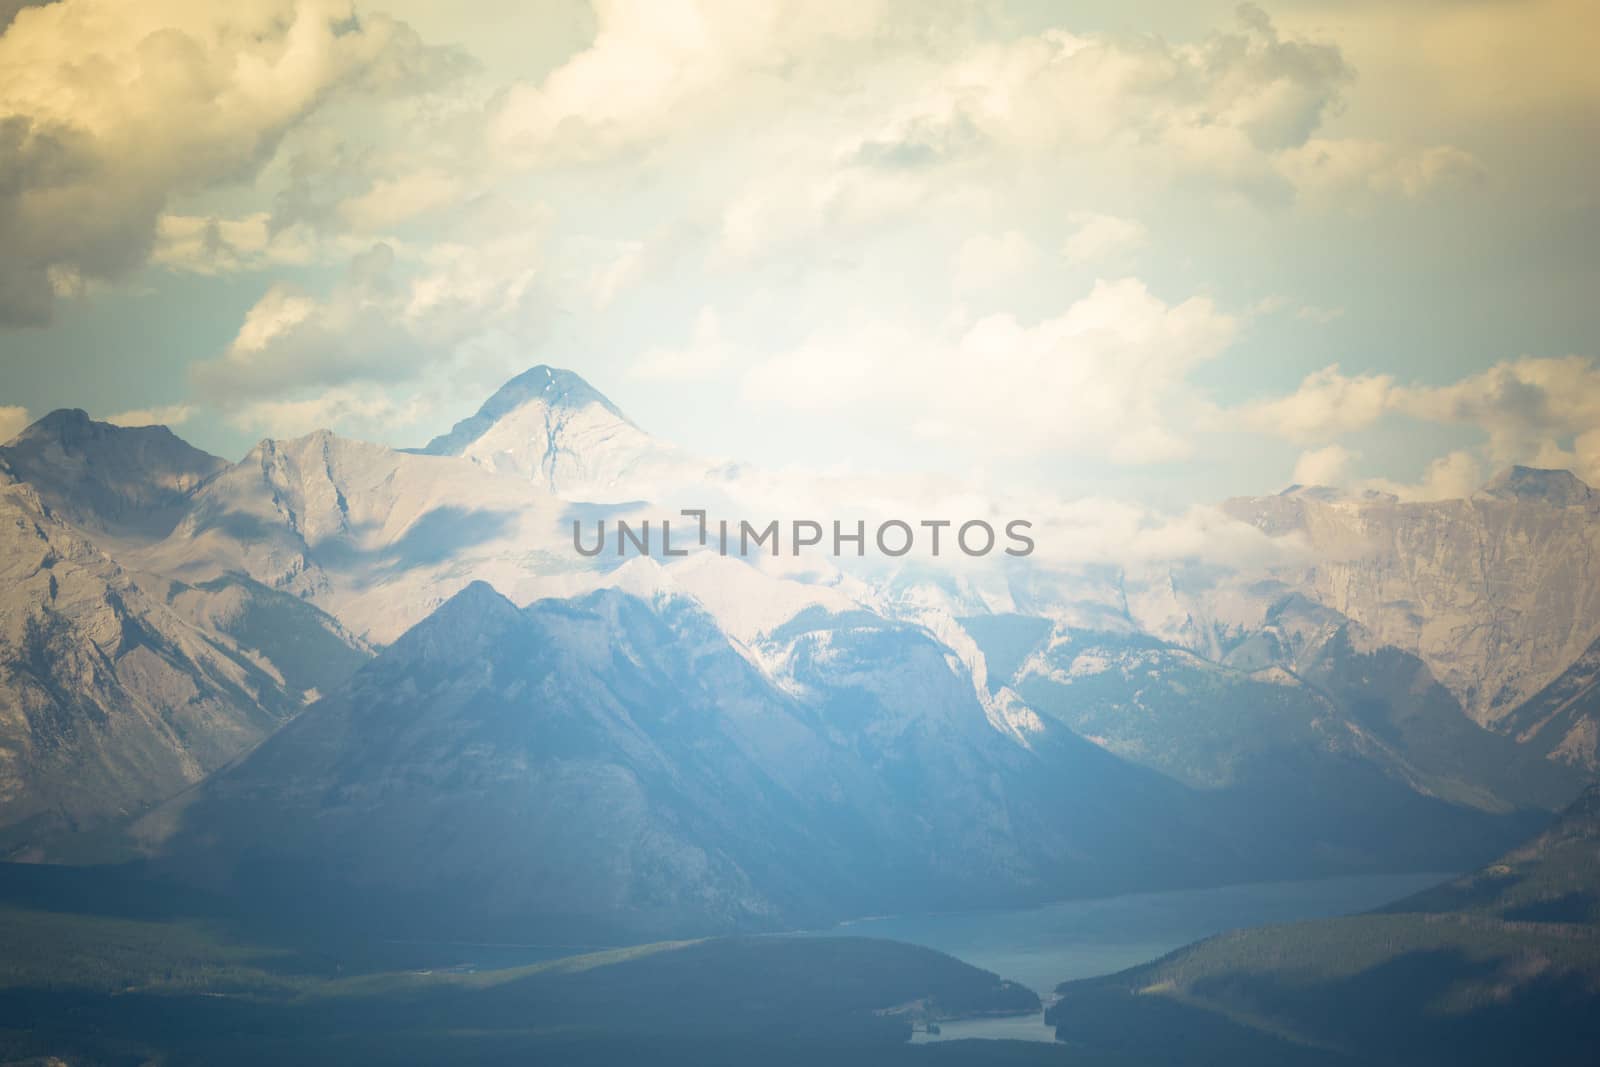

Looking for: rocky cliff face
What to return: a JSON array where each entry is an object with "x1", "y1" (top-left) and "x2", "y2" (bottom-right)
[
  {"x1": 1496, "y1": 631, "x2": 1600, "y2": 773},
  {"x1": 143, "y1": 584, "x2": 1216, "y2": 934},
  {"x1": 0, "y1": 409, "x2": 226, "y2": 542},
  {"x1": 1222, "y1": 471, "x2": 1600, "y2": 728},
  {"x1": 0, "y1": 477, "x2": 365, "y2": 851},
  {"x1": 138, "y1": 579, "x2": 1543, "y2": 939},
  {"x1": 141, "y1": 427, "x2": 571, "y2": 643}
]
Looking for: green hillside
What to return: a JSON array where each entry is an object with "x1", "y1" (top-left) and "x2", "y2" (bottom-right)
[{"x1": 0, "y1": 863, "x2": 1055, "y2": 1066}]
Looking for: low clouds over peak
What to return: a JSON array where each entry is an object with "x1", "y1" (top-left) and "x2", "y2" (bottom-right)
[{"x1": 0, "y1": 0, "x2": 1594, "y2": 508}]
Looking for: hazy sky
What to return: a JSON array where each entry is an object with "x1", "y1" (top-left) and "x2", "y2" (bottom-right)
[{"x1": 1, "y1": 0, "x2": 1596, "y2": 508}]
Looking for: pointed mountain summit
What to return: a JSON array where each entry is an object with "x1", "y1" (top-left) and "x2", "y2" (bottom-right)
[
  {"x1": 384, "y1": 578, "x2": 525, "y2": 664},
  {"x1": 1478, "y1": 465, "x2": 1595, "y2": 507},
  {"x1": 422, "y1": 365, "x2": 631, "y2": 451},
  {"x1": 0, "y1": 409, "x2": 226, "y2": 540},
  {"x1": 418, "y1": 364, "x2": 677, "y2": 495}
]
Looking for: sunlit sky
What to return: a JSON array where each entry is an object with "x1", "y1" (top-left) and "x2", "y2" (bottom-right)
[{"x1": 1, "y1": 0, "x2": 1597, "y2": 508}]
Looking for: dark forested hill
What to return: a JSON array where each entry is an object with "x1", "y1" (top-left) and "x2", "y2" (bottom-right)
[{"x1": 1046, "y1": 784, "x2": 1600, "y2": 1065}]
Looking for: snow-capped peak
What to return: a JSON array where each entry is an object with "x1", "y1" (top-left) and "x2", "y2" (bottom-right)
[
  {"x1": 420, "y1": 365, "x2": 634, "y2": 458},
  {"x1": 415, "y1": 364, "x2": 674, "y2": 496}
]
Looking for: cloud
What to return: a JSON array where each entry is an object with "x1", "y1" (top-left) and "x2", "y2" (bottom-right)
[
  {"x1": 3, "y1": 0, "x2": 1574, "y2": 507},
  {"x1": 1295, "y1": 304, "x2": 1344, "y2": 325},
  {"x1": 582, "y1": 219, "x2": 708, "y2": 309},
  {"x1": 850, "y1": 6, "x2": 1351, "y2": 184},
  {"x1": 0, "y1": 405, "x2": 30, "y2": 442},
  {"x1": 1291, "y1": 444, "x2": 1355, "y2": 487},
  {"x1": 0, "y1": 0, "x2": 463, "y2": 324},
  {"x1": 716, "y1": 163, "x2": 933, "y2": 262},
  {"x1": 483, "y1": 2, "x2": 1416, "y2": 282},
  {"x1": 337, "y1": 169, "x2": 466, "y2": 232},
  {"x1": 699, "y1": 5, "x2": 1425, "y2": 270},
  {"x1": 624, "y1": 451, "x2": 1310, "y2": 579},
  {"x1": 0, "y1": 1, "x2": 49, "y2": 33},
  {"x1": 1542, "y1": 431, "x2": 1600, "y2": 487},
  {"x1": 742, "y1": 277, "x2": 1237, "y2": 463},
  {"x1": 1235, "y1": 356, "x2": 1600, "y2": 484},
  {"x1": 105, "y1": 404, "x2": 192, "y2": 428},
  {"x1": 588, "y1": 241, "x2": 647, "y2": 311},
  {"x1": 1063, "y1": 213, "x2": 1146, "y2": 265},
  {"x1": 628, "y1": 307, "x2": 730, "y2": 382},
  {"x1": 1365, "y1": 450, "x2": 1484, "y2": 503},
  {"x1": 1015, "y1": 495, "x2": 1312, "y2": 574},
  {"x1": 226, "y1": 386, "x2": 434, "y2": 440},
  {"x1": 953, "y1": 230, "x2": 1038, "y2": 291},
  {"x1": 1275, "y1": 138, "x2": 1483, "y2": 206},
  {"x1": 1300, "y1": 0, "x2": 1600, "y2": 123},
  {"x1": 1233, "y1": 364, "x2": 1397, "y2": 443},
  {"x1": 489, "y1": 0, "x2": 888, "y2": 164},
  {"x1": 150, "y1": 213, "x2": 339, "y2": 275},
  {"x1": 1395, "y1": 357, "x2": 1600, "y2": 463},
  {"x1": 191, "y1": 235, "x2": 544, "y2": 421},
  {"x1": 194, "y1": 272, "x2": 420, "y2": 402}
]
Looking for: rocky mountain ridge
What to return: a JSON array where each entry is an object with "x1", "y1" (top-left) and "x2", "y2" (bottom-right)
[
  {"x1": 2, "y1": 366, "x2": 1597, "y2": 905},
  {"x1": 1221, "y1": 474, "x2": 1600, "y2": 733},
  {"x1": 134, "y1": 579, "x2": 1537, "y2": 938},
  {"x1": 0, "y1": 473, "x2": 365, "y2": 851}
]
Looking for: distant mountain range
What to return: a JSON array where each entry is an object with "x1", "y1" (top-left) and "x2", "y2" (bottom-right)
[{"x1": 2, "y1": 364, "x2": 1597, "y2": 936}]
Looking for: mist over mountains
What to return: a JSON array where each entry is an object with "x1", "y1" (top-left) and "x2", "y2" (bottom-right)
[{"x1": 1, "y1": 365, "x2": 1597, "y2": 938}]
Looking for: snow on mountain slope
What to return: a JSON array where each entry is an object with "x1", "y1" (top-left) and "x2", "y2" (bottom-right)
[
  {"x1": 138, "y1": 429, "x2": 580, "y2": 644},
  {"x1": 635, "y1": 552, "x2": 871, "y2": 646},
  {"x1": 1007, "y1": 623, "x2": 1394, "y2": 792},
  {"x1": 141, "y1": 581, "x2": 1275, "y2": 935},
  {"x1": 122, "y1": 364, "x2": 1600, "y2": 795},
  {"x1": 418, "y1": 364, "x2": 693, "y2": 497},
  {"x1": 6, "y1": 364, "x2": 1592, "y2": 869},
  {"x1": 3, "y1": 361, "x2": 1583, "y2": 905},
  {"x1": 963, "y1": 588, "x2": 1584, "y2": 815},
  {"x1": 578, "y1": 551, "x2": 1049, "y2": 746},
  {"x1": 1223, "y1": 469, "x2": 1600, "y2": 726}
]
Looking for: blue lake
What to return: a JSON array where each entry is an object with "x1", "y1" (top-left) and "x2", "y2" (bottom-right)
[{"x1": 820, "y1": 871, "x2": 1453, "y2": 1043}]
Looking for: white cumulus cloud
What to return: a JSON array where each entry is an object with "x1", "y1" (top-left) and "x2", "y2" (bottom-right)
[
  {"x1": 105, "y1": 404, "x2": 193, "y2": 428},
  {"x1": 0, "y1": 405, "x2": 31, "y2": 442},
  {"x1": 0, "y1": 0, "x2": 463, "y2": 324},
  {"x1": 1292, "y1": 444, "x2": 1356, "y2": 487},
  {"x1": 743, "y1": 277, "x2": 1237, "y2": 464}
]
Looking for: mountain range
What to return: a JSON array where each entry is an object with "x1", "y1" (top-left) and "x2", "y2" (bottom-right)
[{"x1": 1, "y1": 364, "x2": 1597, "y2": 937}]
